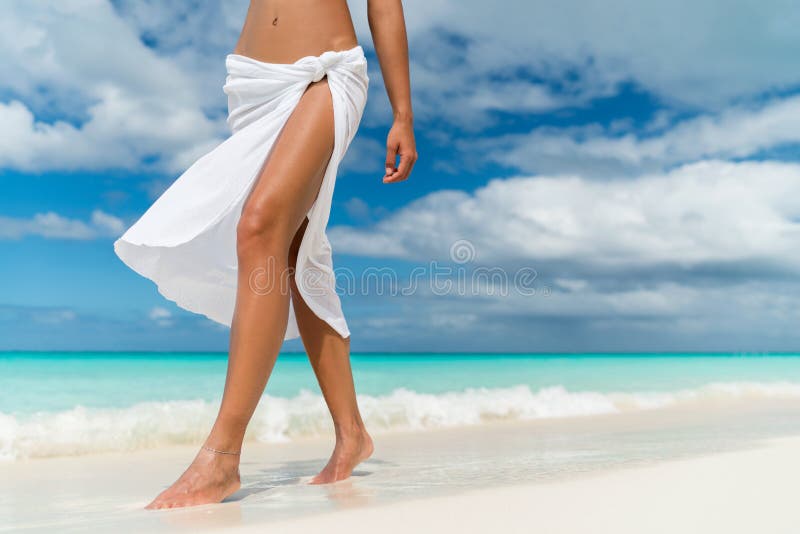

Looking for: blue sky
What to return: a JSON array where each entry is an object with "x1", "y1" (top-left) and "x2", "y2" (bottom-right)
[{"x1": 2, "y1": 0, "x2": 800, "y2": 352}]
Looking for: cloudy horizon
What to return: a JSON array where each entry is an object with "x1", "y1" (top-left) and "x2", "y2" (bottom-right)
[{"x1": 2, "y1": 0, "x2": 800, "y2": 352}]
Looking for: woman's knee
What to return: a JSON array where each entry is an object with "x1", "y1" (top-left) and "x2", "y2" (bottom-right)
[{"x1": 236, "y1": 200, "x2": 292, "y2": 254}]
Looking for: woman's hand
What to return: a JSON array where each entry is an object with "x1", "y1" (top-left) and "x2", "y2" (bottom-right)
[{"x1": 383, "y1": 116, "x2": 417, "y2": 183}]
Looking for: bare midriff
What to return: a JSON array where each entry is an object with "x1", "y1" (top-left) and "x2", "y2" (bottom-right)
[{"x1": 232, "y1": 0, "x2": 359, "y2": 63}]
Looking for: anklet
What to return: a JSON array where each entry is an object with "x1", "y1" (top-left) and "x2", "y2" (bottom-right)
[{"x1": 202, "y1": 445, "x2": 241, "y2": 455}]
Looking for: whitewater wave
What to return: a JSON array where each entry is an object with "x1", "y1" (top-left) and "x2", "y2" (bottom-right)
[{"x1": 2, "y1": 381, "x2": 800, "y2": 460}]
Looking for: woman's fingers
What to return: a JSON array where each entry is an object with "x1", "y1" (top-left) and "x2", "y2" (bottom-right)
[
  {"x1": 385, "y1": 145, "x2": 398, "y2": 177},
  {"x1": 383, "y1": 146, "x2": 417, "y2": 183},
  {"x1": 383, "y1": 143, "x2": 400, "y2": 183},
  {"x1": 384, "y1": 154, "x2": 410, "y2": 182}
]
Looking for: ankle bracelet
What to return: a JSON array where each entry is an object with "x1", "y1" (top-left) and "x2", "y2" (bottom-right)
[{"x1": 202, "y1": 445, "x2": 241, "y2": 455}]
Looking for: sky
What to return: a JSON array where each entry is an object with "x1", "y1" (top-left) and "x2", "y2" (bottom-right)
[{"x1": 2, "y1": 0, "x2": 800, "y2": 352}]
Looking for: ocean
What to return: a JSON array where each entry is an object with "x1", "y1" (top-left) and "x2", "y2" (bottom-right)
[{"x1": 3, "y1": 351, "x2": 800, "y2": 461}]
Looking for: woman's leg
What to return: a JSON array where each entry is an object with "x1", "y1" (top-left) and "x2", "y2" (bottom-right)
[
  {"x1": 287, "y1": 221, "x2": 374, "y2": 484},
  {"x1": 146, "y1": 77, "x2": 337, "y2": 510}
]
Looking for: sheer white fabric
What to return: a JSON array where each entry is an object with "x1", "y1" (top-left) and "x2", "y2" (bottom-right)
[{"x1": 114, "y1": 45, "x2": 369, "y2": 340}]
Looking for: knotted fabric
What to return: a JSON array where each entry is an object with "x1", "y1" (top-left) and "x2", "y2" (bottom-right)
[
  {"x1": 312, "y1": 50, "x2": 342, "y2": 82},
  {"x1": 114, "y1": 45, "x2": 369, "y2": 339}
]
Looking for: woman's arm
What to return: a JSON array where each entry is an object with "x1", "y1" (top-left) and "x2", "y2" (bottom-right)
[{"x1": 367, "y1": 0, "x2": 417, "y2": 183}]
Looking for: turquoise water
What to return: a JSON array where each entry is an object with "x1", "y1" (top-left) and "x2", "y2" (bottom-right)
[
  {"x1": 3, "y1": 352, "x2": 800, "y2": 414},
  {"x1": 3, "y1": 352, "x2": 800, "y2": 460}
]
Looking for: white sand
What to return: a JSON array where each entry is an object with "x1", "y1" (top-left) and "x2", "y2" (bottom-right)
[
  {"x1": 262, "y1": 436, "x2": 800, "y2": 534},
  {"x1": 2, "y1": 406, "x2": 799, "y2": 533}
]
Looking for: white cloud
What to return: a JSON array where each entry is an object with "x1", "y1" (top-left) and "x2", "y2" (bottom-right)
[
  {"x1": 554, "y1": 278, "x2": 589, "y2": 292},
  {"x1": 330, "y1": 160, "x2": 800, "y2": 270},
  {"x1": 4, "y1": 1, "x2": 799, "y2": 174},
  {"x1": 0, "y1": 0, "x2": 227, "y2": 173},
  {"x1": 110, "y1": 0, "x2": 249, "y2": 109},
  {"x1": 148, "y1": 307, "x2": 171, "y2": 320},
  {"x1": 475, "y1": 94, "x2": 800, "y2": 177},
  {"x1": 350, "y1": 0, "x2": 800, "y2": 118},
  {"x1": 90, "y1": 210, "x2": 126, "y2": 236},
  {"x1": 32, "y1": 309, "x2": 78, "y2": 325},
  {"x1": 340, "y1": 135, "x2": 387, "y2": 175},
  {"x1": 341, "y1": 276, "x2": 800, "y2": 351},
  {"x1": 0, "y1": 210, "x2": 124, "y2": 240},
  {"x1": 105, "y1": 0, "x2": 800, "y2": 133},
  {"x1": 148, "y1": 306, "x2": 173, "y2": 327},
  {"x1": 0, "y1": 1, "x2": 202, "y2": 109},
  {"x1": 344, "y1": 197, "x2": 371, "y2": 222}
]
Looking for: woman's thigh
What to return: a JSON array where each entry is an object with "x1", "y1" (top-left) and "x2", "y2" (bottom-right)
[{"x1": 239, "y1": 77, "x2": 335, "y2": 243}]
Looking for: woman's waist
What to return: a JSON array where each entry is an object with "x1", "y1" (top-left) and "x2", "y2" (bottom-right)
[
  {"x1": 232, "y1": 36, "x2": 361, "y2": 65},
  {"x1": 233, "y1": 0, "x2": 358, "y2": 64}
]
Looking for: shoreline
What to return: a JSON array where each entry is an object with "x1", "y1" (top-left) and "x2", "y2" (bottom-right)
[
  {"x1": 263, "y1": 435, "x2": 800, "y2": 534},
  {"x1": 3, "y1": 400, "x2": 800, "y2": 532}
]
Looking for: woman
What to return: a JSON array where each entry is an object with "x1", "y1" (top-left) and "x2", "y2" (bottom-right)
[{"x1": 115, "y1": 0, "x2": 416, "y2": 509}]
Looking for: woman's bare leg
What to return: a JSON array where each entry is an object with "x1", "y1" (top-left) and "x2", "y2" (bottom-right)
[
  {"x1": 287, "y1": 221, "x2": 374, "y2": 484},
  {"x1": 145, "y1": 77, "x2": 336, "y2": 509}
]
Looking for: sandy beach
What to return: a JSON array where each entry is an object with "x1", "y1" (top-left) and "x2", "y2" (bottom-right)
[
  {"x1": 3, "y1": 400, "x2": 800, "y2": 533},
  {"x1": 5, "y1": 1, "x2": 800, "y2": 533},
  {"x1": 266, "y1": 437, "x2": 800, "y2": 534}
]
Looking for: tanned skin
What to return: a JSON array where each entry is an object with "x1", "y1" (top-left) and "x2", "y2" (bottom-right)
[{"x1": 145, "y1": 0, "x2": 416, "y2": 510}]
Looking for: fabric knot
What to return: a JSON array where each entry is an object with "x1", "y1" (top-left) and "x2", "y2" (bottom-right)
[{"x1": 312, "y1": 50, "x2": 340, "y2": 82}]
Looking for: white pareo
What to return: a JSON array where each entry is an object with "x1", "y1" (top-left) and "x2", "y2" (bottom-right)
[{"x1": 114, "y1": 45, "x2": 369, "y2": 339}]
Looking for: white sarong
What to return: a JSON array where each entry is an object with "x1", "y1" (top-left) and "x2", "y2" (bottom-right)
[{"x1": 114, "y1": 45, "x2": 369, "y2": 340}]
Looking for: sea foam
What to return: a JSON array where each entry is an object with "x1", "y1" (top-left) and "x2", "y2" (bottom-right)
[{"x1": 2, "y1": 381, "x2": 800, "y2": 460}]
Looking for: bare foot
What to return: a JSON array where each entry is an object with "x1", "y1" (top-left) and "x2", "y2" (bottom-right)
[
  {"x1": 309, "y1": 427, "x2": 374, "y2": 484},
  {"x1": 145, "y1": 448, "x2": 242, "y2": 510}
]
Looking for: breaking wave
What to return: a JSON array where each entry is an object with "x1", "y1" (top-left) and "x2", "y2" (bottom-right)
[{"x1": 3, "y1": 381, "x2": 800, "y2": 460}]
